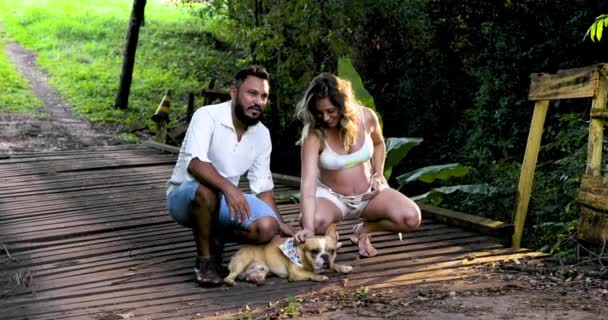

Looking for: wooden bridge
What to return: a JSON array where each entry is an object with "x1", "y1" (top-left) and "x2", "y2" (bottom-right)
[{"x1": 0, "y1": 144, "x2": 547, "y2": 320}]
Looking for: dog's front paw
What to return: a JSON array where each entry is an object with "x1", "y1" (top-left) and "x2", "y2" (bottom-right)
[
  {"x1": 339, "y1": 265, "x2": 353, "y2": 274},
  {"x1": 224, "y1": 278, "x2": 237, "y2": 287},
  {"x1": 315, "y1": 275, "x2": 329, "y2": 282},
  {"x1": 333, "y1": 264, "x2": 353, "y2": 274}
]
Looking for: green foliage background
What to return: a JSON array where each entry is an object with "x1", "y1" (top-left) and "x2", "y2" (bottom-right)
[
  {"x1": 193, "y1": 0, "x2": 607, "y2": 255},
  {"x1": 1, "y1": 0, "x2": 607, "y2": 255}
]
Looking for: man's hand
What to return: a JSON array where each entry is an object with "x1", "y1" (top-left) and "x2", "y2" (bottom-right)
[
  {"x1": 278, "y1": 222, "x2": 296, "y2": 237},
  {"x1": 223, "y1": 185, "x2": 251, "y2": 223},
  {"x1": 294, "y1": 228, "x2": 314, "y2": 244}
]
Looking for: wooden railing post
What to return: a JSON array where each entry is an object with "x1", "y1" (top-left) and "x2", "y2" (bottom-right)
[
  {"x1": 586, "y1": 76, "x2": 607, "y2": 177},
  {"x1": 577, "y1": 71, "x2": 608, "y2": 244},
  {"x1": 513, "y1": 64, "x2": 608, "y2": 247},
  {"x1": 155, "y1": 121, "x2": 167, "y2": 144},
  {"x1": 512, "y1": 100, "x2": 549, "y2": 249}
]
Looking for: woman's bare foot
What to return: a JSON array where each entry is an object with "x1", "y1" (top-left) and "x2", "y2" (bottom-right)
[{"x1": 349, "y1": 223, "x2": 378, "y2": 257}]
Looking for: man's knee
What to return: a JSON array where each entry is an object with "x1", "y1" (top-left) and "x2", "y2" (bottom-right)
[
  {"x1": 249, "y1": 217, "x2": 278, "y2": 243},
  {"x1": 194, "y1": 184, "x2": 219, "y2": 212}
]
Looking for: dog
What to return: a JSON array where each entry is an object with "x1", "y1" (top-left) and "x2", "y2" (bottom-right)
[{"x1": 224, "y1": 224, "x2": 352, "y2": 286}]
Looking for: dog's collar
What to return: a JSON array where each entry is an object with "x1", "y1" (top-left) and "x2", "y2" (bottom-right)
[{"x1": 279, "y1": 238, "x2": 303, "y2": 267}]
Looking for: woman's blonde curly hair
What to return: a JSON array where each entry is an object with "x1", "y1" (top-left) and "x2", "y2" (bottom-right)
[{"x1": 295, "y1": 73, "x2": 360, "y2": 151}]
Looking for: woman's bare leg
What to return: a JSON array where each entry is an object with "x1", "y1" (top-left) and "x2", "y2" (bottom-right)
[
  {"x1": 311, "y1": 198, "x2": 343, "y2": 235},
  {"x1": 354, "y1": 188, "x2": 421, "y2": 257}
]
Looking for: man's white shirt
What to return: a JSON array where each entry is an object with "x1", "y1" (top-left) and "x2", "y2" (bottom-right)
[{"x1": 167, "y1": 100, "x2": 274, "y2": 196}]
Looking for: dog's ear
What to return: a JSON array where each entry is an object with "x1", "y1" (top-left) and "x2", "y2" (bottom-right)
[{"x1": 325, "y1": 224, "x2": 338, "y2": 241}]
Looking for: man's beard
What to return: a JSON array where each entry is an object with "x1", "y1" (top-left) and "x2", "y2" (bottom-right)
[{"x1": 235, "y1": 97, "x2": 263, "y2": 127}]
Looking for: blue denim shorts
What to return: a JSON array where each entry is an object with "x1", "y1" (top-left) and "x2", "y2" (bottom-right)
[{"x1": 167, "y1": 180, "x2": 278, "y2": 230}]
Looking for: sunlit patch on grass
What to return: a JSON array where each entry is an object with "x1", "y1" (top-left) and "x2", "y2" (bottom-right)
[
  {"x1": 0, "y1": 31, "x2": 41, "y2": 112},
  {"x1": 0, "y1": 0, "x2": 240, "y2": 127}
]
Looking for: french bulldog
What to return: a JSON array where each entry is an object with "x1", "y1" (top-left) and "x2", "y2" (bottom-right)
[{"x1": 224, "y1": 224, "x2": 352, "y2": 286}]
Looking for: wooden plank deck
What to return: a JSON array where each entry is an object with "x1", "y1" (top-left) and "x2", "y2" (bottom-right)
[{"x1": 0, "y1": 144, "x2": 547, "y2": 320}]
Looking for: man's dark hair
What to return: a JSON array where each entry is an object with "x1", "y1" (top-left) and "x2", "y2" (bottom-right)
[{"x1": 234, "y1": 65, "x2": 270, "y2": 88}]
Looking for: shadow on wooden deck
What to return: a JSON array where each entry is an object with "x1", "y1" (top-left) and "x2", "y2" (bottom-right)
[{"x1": 0, "y1": 144, "x2": 546, "y2": 320}]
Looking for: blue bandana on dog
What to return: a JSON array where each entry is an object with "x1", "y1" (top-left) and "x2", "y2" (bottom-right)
[{"x1": 278, "y1": 238, "x2": 303, "y2": 267}]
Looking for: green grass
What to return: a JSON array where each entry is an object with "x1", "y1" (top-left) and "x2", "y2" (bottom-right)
[
  {"x1": 0, "y1": 30, "x2": 42, "y2": 112},
  {"x1": 0, "y1": 0, "x2": 240, "y2": 127}
]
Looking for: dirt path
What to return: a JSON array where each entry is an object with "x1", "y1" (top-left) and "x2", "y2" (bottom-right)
[
  {"x1": 227, "y1": 262, "x2": 607, "y2": 320},
  {"x1": 0, "y1": 42, "x2": 120, "y2": 156}
]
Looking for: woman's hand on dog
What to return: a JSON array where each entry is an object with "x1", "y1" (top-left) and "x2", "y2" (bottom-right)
[{"x1": 294, "y1": 228, "x2": 314, "y2": 243}]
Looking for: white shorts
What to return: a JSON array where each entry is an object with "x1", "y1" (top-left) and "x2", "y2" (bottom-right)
[{"x1": 316, "y1": 179, "x2": 388, "y2": 219}]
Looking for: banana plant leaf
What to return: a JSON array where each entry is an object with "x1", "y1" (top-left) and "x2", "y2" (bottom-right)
[
  {"x1": 277, "y1": 191, "x2": 301, "y2": 204},
  {"x1": 337, "y1": 57, "x2": 384, "y2": 130},
  {"x1": 397, "y1": 163, "x2": 470, "y2": 186},
  {"x1": 384, "y1": 137, "x2": 423, "y2": 179},
  {"x1": 410, "y1": 184, "x2": 493, "y2": 201},
  {"x1": 338, "y1": 57, "x2": 376, "y2": 111}
]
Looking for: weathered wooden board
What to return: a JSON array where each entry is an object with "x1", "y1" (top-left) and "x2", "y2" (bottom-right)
[
  {"x1": 577, "y1": 175, "x2": 608, "y2": 243},
  {"x1": 0, "y1": 145, "x2": 547, "y2": 320},
  {"x1": 578, "y1": 175, "x2": 608, "y2": 212},
  {"x1": 528, "y1": 64, "x2": 606, "y2": 100},
  {"x1": 512, "y1": 99, "x2": 549, "y2": 249},
  {"x1": 578, "y1": 206, "x2": 608, "y2": 243}
]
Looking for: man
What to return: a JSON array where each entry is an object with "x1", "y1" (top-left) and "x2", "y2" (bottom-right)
[{"x1": 166, "y1": 65, "x2": 295, "y2": 287}]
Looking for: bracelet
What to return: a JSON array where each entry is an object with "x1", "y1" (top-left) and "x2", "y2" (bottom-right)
[{"x1": 373, "y1": 173, "x2": 387, "y2": 184}]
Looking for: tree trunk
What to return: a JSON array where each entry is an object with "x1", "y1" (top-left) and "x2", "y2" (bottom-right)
[
  {"x1": 114, "y1": 0, "x2": 147, "y2": 109},
  {"x1": 250, "y1": 0, "x2": 261, "y2": 63}
]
